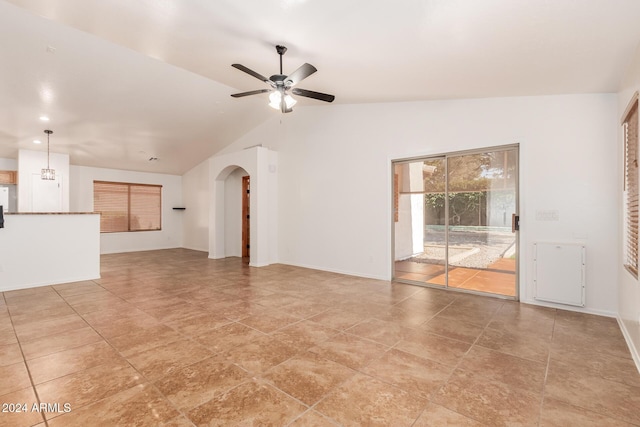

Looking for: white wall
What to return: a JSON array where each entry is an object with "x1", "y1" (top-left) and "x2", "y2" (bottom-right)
[
  {"x1": 618, "y1": 42, "x2": 640, "y2": 369},
  {"x1": 0, "y1": 158, "x2": 17, "y2": 170},
  {"x1": 70, "y1": 165, "x2": 183, "y2": 254},
  {"x1": 181, "y1": 159, "x2": 209, "y2": 251},
  {"x1": 208, "y1": 94, "x2": 618, "y2": 316},
  {"x1": 18, "y1": 149, "x2": 70, "y2": 212}
]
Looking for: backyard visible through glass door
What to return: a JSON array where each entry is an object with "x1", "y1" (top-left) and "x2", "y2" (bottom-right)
[{"x1": 393, "y1": 147, "x2": 518, "y2": 298}]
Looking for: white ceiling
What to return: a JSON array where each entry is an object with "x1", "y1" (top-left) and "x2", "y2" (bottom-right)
[{"x1": 2, "y1": 0, "x2": 640, "y2": 174}]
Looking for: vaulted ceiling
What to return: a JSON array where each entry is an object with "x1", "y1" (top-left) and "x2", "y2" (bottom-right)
[{"x1": 2, "y1": 0, "x2": 640, "y2": 174}]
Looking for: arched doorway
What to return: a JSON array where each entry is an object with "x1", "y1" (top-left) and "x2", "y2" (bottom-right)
[
  {"x1": 219, "y1": 166, "x2": 250, "y2": 261},
  {"x1": 209, "y1": 146, "x2": 277, "y2": 267}
]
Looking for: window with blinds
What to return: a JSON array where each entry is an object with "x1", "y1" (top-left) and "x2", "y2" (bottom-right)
[
  {"x1": 93, "y1": 181, "x2": 162, "y2": 233},
  {"x1": 623, "y1": 94, "x2": 639, "y2": 278}
]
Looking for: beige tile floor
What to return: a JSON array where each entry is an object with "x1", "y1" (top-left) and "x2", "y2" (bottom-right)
[{"x1": 0, "y1": 248, "x2": 639, "y2": 426}]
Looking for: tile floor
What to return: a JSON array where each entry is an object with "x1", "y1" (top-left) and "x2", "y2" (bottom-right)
[{"x1": 0, "y1": 248, "x2": 639, "y2": 426}]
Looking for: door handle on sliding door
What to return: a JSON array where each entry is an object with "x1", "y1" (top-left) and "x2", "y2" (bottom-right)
[{"x1": 512, "y1": 214, "x2": 520, "y2": 233}]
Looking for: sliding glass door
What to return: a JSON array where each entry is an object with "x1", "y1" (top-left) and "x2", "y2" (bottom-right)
[{"x1": 393, "y1": 146, "x2": 518, "y2": 298}]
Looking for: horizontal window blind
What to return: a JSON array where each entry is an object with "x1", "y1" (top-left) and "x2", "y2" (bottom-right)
[
  {"x1": 130, "y1": 184, "x2": 162, "y2": 231},
  {"x1": 624, "y1": 98, "x2": 638, "y2": 277},
  {"x1": 94, "y1": 181, "x2": 162, "y2": 233}
]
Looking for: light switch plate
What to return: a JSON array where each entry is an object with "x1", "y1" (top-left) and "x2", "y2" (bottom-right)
[{"x1": 535, "y1": 210, "x2": 559, "y2": 221}]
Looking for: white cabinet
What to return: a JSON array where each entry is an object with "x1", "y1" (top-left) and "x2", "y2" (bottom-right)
[{"x1": 533, "y1": 242, "x2": 585, "y2": 307}]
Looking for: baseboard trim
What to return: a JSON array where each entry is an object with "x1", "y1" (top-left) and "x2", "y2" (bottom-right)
[
  {"x1": 520, "y1": 298, "x2": 617, "y2": 318},
  {"x1": 0, "y1": 274, "x2": 101, "y2": 292},
  {"x1": 281, "y1": 261, "x2": 388, "y2": 281},
  {"x1": 617, "y1": 316, "x2": 640, "y2": 375},
  {"x1": 100, "y1": 245, "x2": 181, "y2": 255},
  {"x1": 180, "y1": 245, "x2": 208, "y2": 253}
]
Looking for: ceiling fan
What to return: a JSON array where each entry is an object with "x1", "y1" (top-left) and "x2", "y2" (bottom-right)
[{"x1": 230, "y1": 45, "x2": 335, "y2": 113}]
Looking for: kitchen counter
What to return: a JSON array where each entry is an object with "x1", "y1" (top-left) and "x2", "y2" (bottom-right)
[
  {"x1": 0, "y1": 213, "x2": 100, "y2": 291},
  {"x1": 5, "y1": 212, "x2": 97, "y2": 215}
]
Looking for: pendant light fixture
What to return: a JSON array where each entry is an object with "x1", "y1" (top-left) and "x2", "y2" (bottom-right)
[{"x1": 41, "y1": 129, "x2": 55, "y2": 180}]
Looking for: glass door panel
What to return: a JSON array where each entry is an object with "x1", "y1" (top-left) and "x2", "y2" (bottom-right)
[
  {"x1": 393, "y1": 159, "x2": 446, "y2": 286},
  {"x1": 446, "y1": 149, "x2": 517, "y2": 296},
  {"x1": 422, "y1": 158, "x2": 447, "y2": 286}
]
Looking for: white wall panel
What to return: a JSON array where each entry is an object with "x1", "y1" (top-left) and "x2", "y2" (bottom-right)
[
  {"x1": 534, "y1": 242, "x2": 585, "y2": 307},
  {"x1": 181, "y1": 159, "x2": 209, "y2": 252}
]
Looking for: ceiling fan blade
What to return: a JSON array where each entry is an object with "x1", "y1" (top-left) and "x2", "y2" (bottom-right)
[
  {"x1": 230, "y1": 89, "x2": 270, "y2": 98},
  {"x1": 285, "y1": 63, "x2": 317, "y2": 86},
  {"x1": 232, "y1": 64, "x2": 270, "y2": 83},
  {"x1": 291, "y1": 88, "x2": 335, "y2": 103}
]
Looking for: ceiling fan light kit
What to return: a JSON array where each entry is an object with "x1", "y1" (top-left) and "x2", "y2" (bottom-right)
[
  {"x1": 231, "y1": 45, "x2": 335, "y2": 113},
  {"x1": 268, "y1": 91, "x2": 296, "y2": 110}
]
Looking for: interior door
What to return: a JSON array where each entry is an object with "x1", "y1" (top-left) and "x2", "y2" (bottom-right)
[{"x1": 242, "y1": 175, "x2": 250, "y2": 258}]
